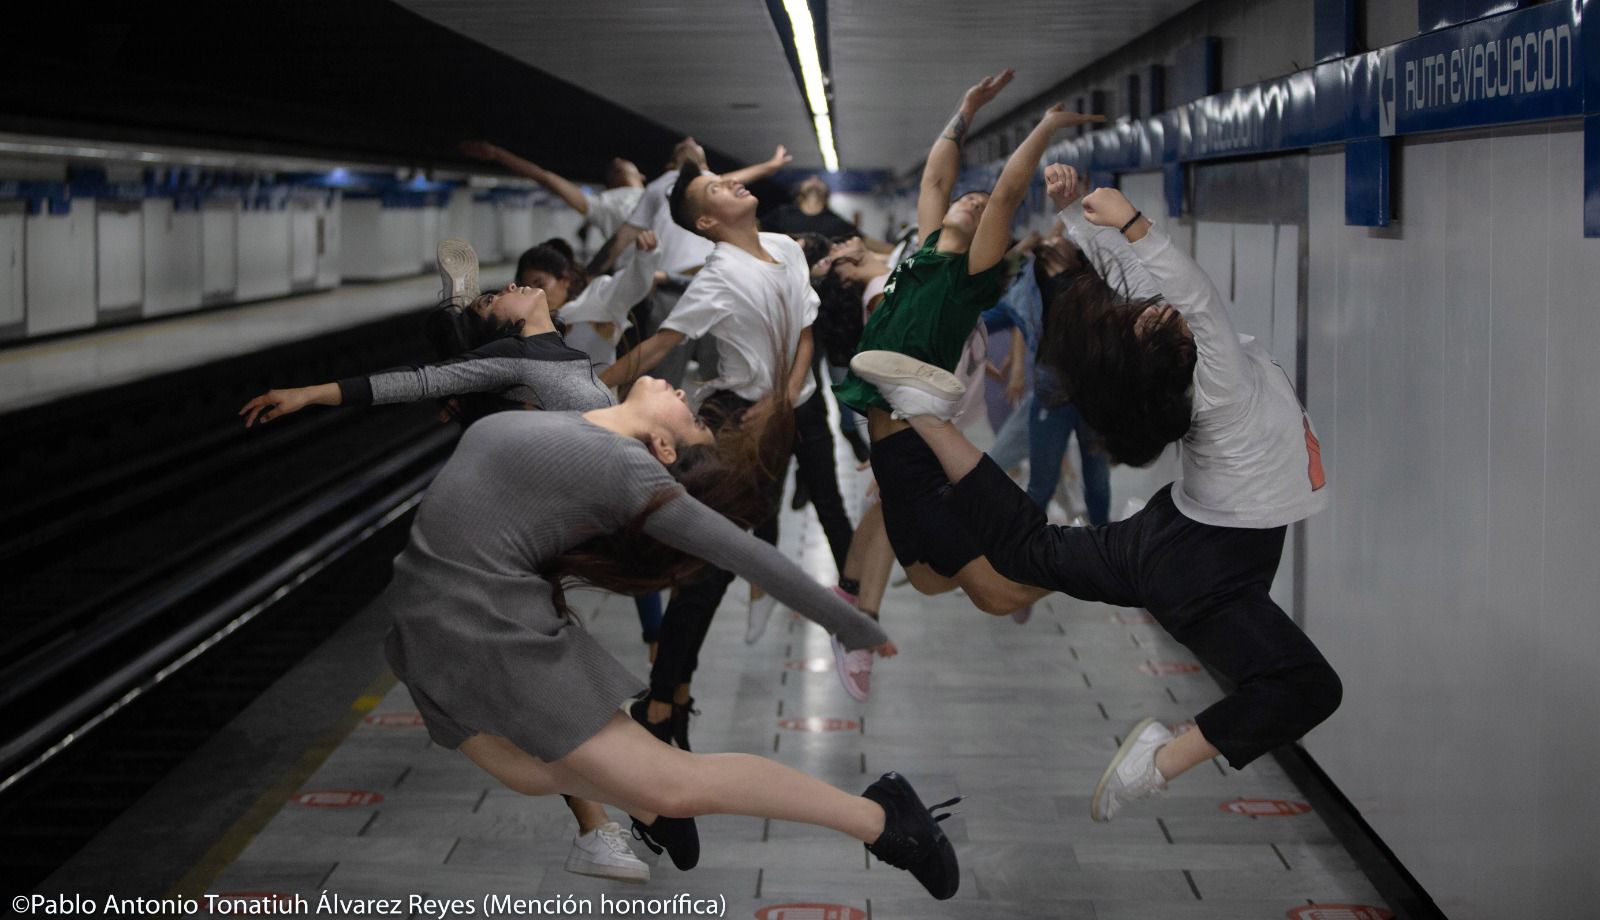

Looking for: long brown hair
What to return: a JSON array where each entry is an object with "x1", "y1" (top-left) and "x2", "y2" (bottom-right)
[{"x1": 539, "y1": 315, "x2": 798, "y2": 611}]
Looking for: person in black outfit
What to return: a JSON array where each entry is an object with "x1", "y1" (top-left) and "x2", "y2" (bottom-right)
[{"x1": 762, "y1": 175, "x2": 893, "y2": 253}]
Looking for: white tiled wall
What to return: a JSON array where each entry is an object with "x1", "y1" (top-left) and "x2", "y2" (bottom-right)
[
  {"x1": 316, "y1": 196, "x2": 342, "y2": 290},
  {"x1": 201, "y1": 202, "x2": 239, "y2": 301},
  {"x1": 289, "y1": 202, "x2": 320, "y2": 287},
  {"x1": 1304, "y1": 126, "x2": 1600, "y2": 920},
  {"x1": 95, "y1": 204, "x2": 144, "y2": 312},
  {"x1": 236, "y1": 208, "x2": 292, "y2": 302},
  {"x1": 25, "y1": 200, "x2": 96, "y2": 336},
  {"x1": 0, "y1": 208, "x2": 24, "y2": 327},
  {"x1": 340, "y1": 198, "x2": 424, "y2": 281},
  {"x1": 142, "y1": 199, "x2": 203, "y2": 316}
]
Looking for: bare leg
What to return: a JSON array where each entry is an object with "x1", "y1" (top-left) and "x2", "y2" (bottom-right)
[
  {"x1": 461, "y1": 715, "x2": 887, "y2": 842},
  {"x1": 1156, "y1": 722, "x2": 1223, "y2": 781},
  {"x1": 845, "y1": 502, "x2": 894, "y2": 616},
  {"x1": 564, "y1": 795, "x2": 610, "y2": 834},
  {"x1": 905, "y1": 417, "x2": 985, "y2": 484}
]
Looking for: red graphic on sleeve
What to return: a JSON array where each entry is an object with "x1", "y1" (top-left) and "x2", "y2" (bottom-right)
[{"x1": 1304, "y1": 416, "x2": 1326, "y2": 491}]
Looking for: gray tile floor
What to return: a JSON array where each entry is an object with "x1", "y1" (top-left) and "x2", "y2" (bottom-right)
[{"x1": 204, "y1": 455, "x2": 1393, "y2": 920}]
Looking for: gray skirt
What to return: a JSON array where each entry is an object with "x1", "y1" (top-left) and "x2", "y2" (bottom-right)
[{"x1": 379, "y1": 547, "x2": 646, "y2": 762}]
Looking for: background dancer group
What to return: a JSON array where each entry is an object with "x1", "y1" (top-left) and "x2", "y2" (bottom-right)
[{"x1": 238, "y1": 65, "x2": 1340, "y2": 901}]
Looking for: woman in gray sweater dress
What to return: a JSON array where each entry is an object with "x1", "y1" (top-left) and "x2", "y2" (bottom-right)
[{"x1": 243, "y1": 283, "x2": 966, "y2": 900}]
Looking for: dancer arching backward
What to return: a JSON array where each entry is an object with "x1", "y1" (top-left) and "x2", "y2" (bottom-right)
[
  {"x1": 850, "y1": 174, "x2": 1341, "y2": 824},
  {"x1": 373, "y1": 374, "x2": 962, "y2": 899},
  {"x1": 832, "y1": 69, "x2": 1105, "y2": 617},
  {"x1": 239, "y1": 268, "x2": 666, "y2": 882}
]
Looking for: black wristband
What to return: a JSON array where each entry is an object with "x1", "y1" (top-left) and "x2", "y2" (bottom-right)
[{"x1": 1120, "y1": 211, "x2": 1144, "y2": 234}]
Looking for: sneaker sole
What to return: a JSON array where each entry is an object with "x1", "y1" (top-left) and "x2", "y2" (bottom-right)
[
  {"x1": 563, "y1": 855, "x2": 650, "y2": 884},
  {"x1": 1091, "y1": 717, "x2": 1158, "y2": 822},
  {"x1": 831, "y1": 635, "x2": 870, "y2": 703},
  {"x1": 436, "y1": 239, "x2": 480, "y2": 307},
  {"x1": 849, "y1": 351, "x2": 965, "y2": 400}
]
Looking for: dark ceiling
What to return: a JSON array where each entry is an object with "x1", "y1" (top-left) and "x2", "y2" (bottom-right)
[{"x1": 0, "y1": 0, "x2": 742, "y2": 182}]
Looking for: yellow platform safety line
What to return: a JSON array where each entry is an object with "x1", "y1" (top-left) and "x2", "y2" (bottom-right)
[{"x1": 167, "y1": 670, "x2": 398, "y2": 900}]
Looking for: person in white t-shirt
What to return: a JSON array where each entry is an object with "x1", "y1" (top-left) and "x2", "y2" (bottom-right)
[
  {"x1": 459, "y1": 141, "x2": 646, "y2": 242},
  {"x1": 602, "y1": 162, "x2": 876, "y2": 751},
  {"x1": 592, "y1": 139, "x2": 792, "y2": 387},
  {"x1": 850, "y1": 168, "x2": 1341, "y2": 828}
]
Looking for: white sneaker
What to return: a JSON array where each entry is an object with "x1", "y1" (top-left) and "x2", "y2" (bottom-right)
[
  {"x1": 746, "y1": 592, "x2": 778, "y2": 644},
  {"x1": 1091, "y1": 718, "x2": 1173, "y2": 822},
  {"x1": 565, "y1": 821, "x2": 650, "y2": 883},
  {"x1": 848, "y1": 351, "x2": 964, "y2": 421},
  {"x1": 831, "y1": 634, "x2": 873, "y2": 702},
  {"x1": 436, "y1": 239, "x2": 480, "y2": 308}
]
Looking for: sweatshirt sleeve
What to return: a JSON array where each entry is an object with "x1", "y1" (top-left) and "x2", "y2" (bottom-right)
[
  {"x1": 348, "y1": 339, "x2": 548, "y2": 406},
  {"x1": 1127, "y1": 222, "x2": 1254, "y2": 408},
  {"x1": 559, "y1": 247, "x2": 661, "y2": 328},
  {"x1": 641, "y1": 495, "x2": 889, "y2": 650},
  {"x1": 1059, "y1": 206, "x2": 1163, "y2": 302}
]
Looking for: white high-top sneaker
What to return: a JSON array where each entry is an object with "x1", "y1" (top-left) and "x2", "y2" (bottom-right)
[
  {"x1": 565, "y1": 821, "x2": 649, "y2": 882},
  {"x1": 436, "y1": 239, "x2": 480, "y2": 308},
  {"x1": 1091, "y1": 718, "x2": 1173, "y2": 822}
]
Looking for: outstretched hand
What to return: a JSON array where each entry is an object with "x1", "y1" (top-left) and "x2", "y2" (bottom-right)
[
  {"x1": 635, "y1": 229, "x2": 659, "y2": 252},
  {"x1": 768, "y1": 144, "x2": 793, "y2": 168},
  {"x1": 961, "y1": 68, "x2": 1016, "y2": 114},
  {"x1": 1039, "y1": 103, "x2": 1107, "y2": 134},
  {"x1": 1044, "y1": 163, "x2": 1083, "y2": 211},
  {"x1": 240, "y1": 387, "x2": 313, "y2": 427},
  {"x1": 874, "y1": 640, "x2": 898, "y2": 658},
  {"x1": 1081, "y1": 187, "x2": 1139, "y2": 230}
]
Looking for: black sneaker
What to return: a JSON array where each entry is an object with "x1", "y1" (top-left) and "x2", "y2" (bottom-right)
[
  {"x1": 670, "y1": 698, "x2": 699, "y2": 752},
  {"x1": 628, "y1": 699, "x2": 674, "y2": 746},
  {"x1": 861, "y1": 772, "x2": 962, "y2": 900},
  {"x1": 631, "y1": 815, "x2": 700, "y2": 871}
]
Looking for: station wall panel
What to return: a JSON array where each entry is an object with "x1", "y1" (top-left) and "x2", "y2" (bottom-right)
[
  {"x1": 289, "y1": 202, "x2": 320, "y2": 287},
  {"x1": 339, "y1": 198, "x2": 424, "y2": 281},
  {"x1": 236, "y1": 208, "x2": 292, "y2": 302},
  {"x1": 316, "y1": 196, "x2": 342, "y2": 290},
  {"x1": 0, "y1": 207, "x2": 24, "y2": 328},
  {"x1": 95, "y1": 202, "x2": 144, "y2": 313},
  {"x1": 1303, "y1": 126, "x2": 1600, "y2": 920},
  {"x1": 25, "y1": 200, "x2": 96, "y2": 336},
  {"x1": 141, "y1": 199, "x2": 203, "y2": 316},
  {"x1": 201, "y1": 202, "x2": 239, "y2": 301},
  {"x1": 470, "y1": 200, "x2": 502, "y2": 264}
]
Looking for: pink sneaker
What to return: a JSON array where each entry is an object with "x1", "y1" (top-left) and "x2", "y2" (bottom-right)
[
  {"x1": 831, "y1": 584, "x2": 859, "y2": 608},
  {"x1": 830, "y1": 634, "x2": 873, "y2": 702}
]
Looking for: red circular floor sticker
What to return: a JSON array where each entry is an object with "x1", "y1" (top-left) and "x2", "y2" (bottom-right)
[
  {"x1": 363, "y1": 711, "x2": 425, "y2": 727},
  {"x1": 1138, "y1": 660, "x2": 1203, "y2": 675},
  {"x1": 783, "y1": 658, "x2": 833, "y2": 673},
  {"x1": 1286, "y1": 906, "x2": 1394, "y2": 920},
  {"x1": 1222, "y1": 799, "x2": 1313, "y2": 816},
  {"x1": 754, "y1": 906, "x2": 867, "y2": 920},
  {"x1": 293, "y1": 789, "x2": 384, "y2": 807},
  {"x1": 777, "y1": 717, "x2": 859, "y2": 732}
]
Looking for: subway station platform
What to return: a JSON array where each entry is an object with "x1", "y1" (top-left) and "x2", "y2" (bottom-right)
[{"x1": 34, "y1": 451, "x2": 1394, "y2": 920}]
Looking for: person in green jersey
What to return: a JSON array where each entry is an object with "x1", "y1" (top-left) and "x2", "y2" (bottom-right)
[{"x1": 833, "y1": 68, "x2": 1103, "y2": 616}]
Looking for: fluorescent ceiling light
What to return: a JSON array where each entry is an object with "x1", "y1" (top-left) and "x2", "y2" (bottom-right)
[{"x1": 779, "y1": 0, "x2": 839, "y2": 172}]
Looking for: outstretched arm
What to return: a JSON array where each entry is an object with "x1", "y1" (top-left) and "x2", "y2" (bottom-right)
[
  {"x1": 968, "y1": 105, "x2": 1103, "y2": 275},
  {"x1": 1046, "y1": 164, "x2": 1161, "y2": 300},
  {"x1": 642, "y1": 492, "x2": 892, "y2": 652},
  {"x1": 724, "y1": 144, "x2": 793, "y2": 187},
  {"x1": 561, "y1": 232, "x2": 661, "y2": 328},
  {"x1": 1080, "y1": 187, "x2": 1251, "y2": 405},
  {"x1": 598, "y1": 330, "x2": 687, "y2": 389},
  {"x1": 460, "y1": 140, "x2": 590, "y2": 216},
  {"x1": 918, "y1": 69, "x2": 1015, "y2": 242}
]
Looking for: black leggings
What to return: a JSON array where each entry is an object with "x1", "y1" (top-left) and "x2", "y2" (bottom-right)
[
  {"x1": 648, "y1": 387, "x2": 854, "y2": 702},
  {"x1": 950, "y1": 455, "x2": 1342, "y2": 768}
]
